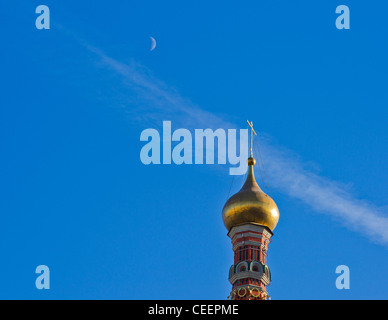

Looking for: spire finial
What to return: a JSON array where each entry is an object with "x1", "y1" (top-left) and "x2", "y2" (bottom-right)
[{"x1": 246, "y1": 120, "x2": 257, "y2": 158}]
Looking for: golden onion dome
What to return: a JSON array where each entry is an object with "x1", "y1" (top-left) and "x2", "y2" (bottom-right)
[{"x1": 222, "y1": 157, "x2": 279, "y2": 232}]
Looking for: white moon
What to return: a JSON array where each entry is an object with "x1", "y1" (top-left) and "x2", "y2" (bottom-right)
[{"x1": 150, "y1": 36, "x2": 156, "y2": 51}]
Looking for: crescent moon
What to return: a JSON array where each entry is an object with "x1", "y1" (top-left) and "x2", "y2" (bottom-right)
[{"x1": 150, "y1": 36, "x2": 156, "y2": 51}]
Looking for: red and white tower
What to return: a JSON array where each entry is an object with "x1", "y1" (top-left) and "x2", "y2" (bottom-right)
[{"x1": 222, "y1": 121, "x2": 279, "y2": 300}]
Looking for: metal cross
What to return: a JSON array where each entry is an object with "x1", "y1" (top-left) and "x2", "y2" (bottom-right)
[{"x1": 246, "y1": 120, "x2": 257, "y2": 158}]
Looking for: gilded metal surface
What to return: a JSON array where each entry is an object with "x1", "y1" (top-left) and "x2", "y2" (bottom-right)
[
  {"x1": 222, "y1": 157, "x2": 279, "y2": 232},
  {"x1": 228, "y1": 286, "x2": 269, "y2": 300}
]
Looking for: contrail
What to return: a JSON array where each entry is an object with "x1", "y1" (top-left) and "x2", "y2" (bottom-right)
[
  {"x1": 84, "y1": 44, "x2": 388, "y2": 247},
  {"x1": 259, "y1": 140, "x2": 388, "y2": 245}
]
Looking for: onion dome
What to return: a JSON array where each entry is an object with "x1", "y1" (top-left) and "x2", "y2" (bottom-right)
[{"x1": 222, "y1": 157, "x2": 279, "y2": 232}]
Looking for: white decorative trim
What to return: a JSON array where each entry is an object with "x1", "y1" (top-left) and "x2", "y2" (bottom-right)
[
  {"x1": 232, "y1": 241, "x2": 266, "y2": 252},
  {"x1": 228, "y1": 223, "x2": 273, "y2": 240},
  {"x1": 229, "y1": 270, "x2": 271, "y2": 286},
  {"x1": 229, "y1": 265, "x2": 234, "y2": 279},
  {"x1": 250, "y1": 261, "x2": 262, "y2": 272},
  {"x1": 235, "y1": 261, "x2": 249, "y2": 273},
  {"x1": 231, "y1": 232, "x2": 268, "y2": 243}
]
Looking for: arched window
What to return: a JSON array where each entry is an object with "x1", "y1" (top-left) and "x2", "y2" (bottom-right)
[
  {"x1": 265, "y1": 265, "x2": 271, "y2": 280},
  {"x1": 229, "y1": 265, "x2": 235, "y2": 279},
  {"x1": 237, "y1": 261, "x2": 248, "y2": 273},
  {"x1": 250, "y1": 261, "x2": 261, "y2": 273}
]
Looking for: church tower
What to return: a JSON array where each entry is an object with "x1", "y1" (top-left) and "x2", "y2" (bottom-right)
[{"x1": 222, "y1": 121, "x2": 279, "y2": 300}]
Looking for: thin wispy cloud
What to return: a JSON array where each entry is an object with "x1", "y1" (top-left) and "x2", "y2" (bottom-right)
[
  {"x1": 84, "y1": 44, "x2": 388, "y2": 246},
  {"x1": 85, "y1": 44, "x2": 232, "y2": 130},
  {"x1": 259, "y1": 141, "x2": 388, "y2": 245}
]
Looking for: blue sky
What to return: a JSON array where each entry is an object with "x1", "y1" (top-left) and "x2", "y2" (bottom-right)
[{"x1": 1, "y1": 0, "x2": 387, "y2": 299}]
